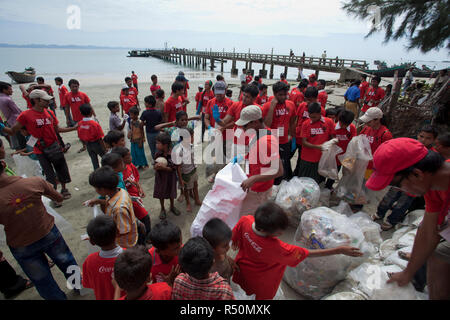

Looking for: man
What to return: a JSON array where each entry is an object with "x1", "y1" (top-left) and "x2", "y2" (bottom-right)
[
  {"x1": 36, "y1": 77, "x2": 56, "y2": 112},
  {"x1": 0, "y1": 82, "x2": 27, "y2": 150},
  {"x1": 246, "y1": 71, "x2": 253, "y2": 84},
  {"x1": 403, "y1": 67, "x2": 414, "y2": 96},
  {"x1": 359, "y1": 74, "x2": 369, "y2": 101},
  {"x1": 236, "y1": 105, "x2": 283, "y2": 216},
  {"x1": 344, "y1": 80, "x2": 361, "y2": 116},
  {"x1": 131, "y1": 71, "x2": 138, "y2": 91},
  {"x1": 2, "y1": 90, "x2": 77, "y2": 205},
  {"x1": 308, "y1": 74, "x2": 318, "y2": 87},
  {"x1": 0, "y1": 160, "x2": 79, "y2": 300},
  {"x1": 262, "y1": 81, "x2": 296, "y2": 184},
  {"x1": 362, "y1": 76, "x2": 385, "y2": 113},
  {"x1": 321, "y1": 50, "x2": 327, "y2": 64},
  {"x1": 366, "y1": 138, "x2": 450, "y2": 300}
]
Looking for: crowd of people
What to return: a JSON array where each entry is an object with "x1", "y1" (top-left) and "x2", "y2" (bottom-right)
[{"x1": 0, "y1": 67, "x2": 449, "y2": 301}]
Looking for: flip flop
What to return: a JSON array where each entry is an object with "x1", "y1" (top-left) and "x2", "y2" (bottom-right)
[
  {"x1": 53, "y1": 201, "x2": 63, "y2": 208},
  {"x1": 77, "y1": 146, "x2": 87, "y2": 153},
  {"x1": 170, "y1": 207, "x2": 181, "y2": 216},
  {"x1": 159, "y1": 210, "x2": 167, "y2": 220},
  {"x1": 25, "y1": 279, "x2": 34, "y2": 290},
  {"x1": 61, "y1": 189, "x2": 71, "y2": 200},
  {"x1": 63, "y1": 143, "x2": 71, "y2": 153}
]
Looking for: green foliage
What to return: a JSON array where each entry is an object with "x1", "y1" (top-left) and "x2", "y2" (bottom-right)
[{"x1": 342, "y1": 0, "x2": 450, "y2": 52}]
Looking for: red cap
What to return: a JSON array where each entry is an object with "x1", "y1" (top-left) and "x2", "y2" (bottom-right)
[{"x1": 366, "y1": 138, "x2": 429, "y2": 191}]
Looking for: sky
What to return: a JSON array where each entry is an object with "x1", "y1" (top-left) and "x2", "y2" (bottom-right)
[{"x1": 0, "y1": 0, "x2": 448, "y2": 63}]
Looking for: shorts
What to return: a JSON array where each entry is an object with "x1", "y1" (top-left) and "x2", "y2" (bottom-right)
[
  {"x1": 181, "y1": 169, "x2": 198, "y2": 190},
  {"x1": 434, "y1": 240, "x2": 450, "y2": 264}
]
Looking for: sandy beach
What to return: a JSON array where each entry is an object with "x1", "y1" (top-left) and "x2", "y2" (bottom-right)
[{"x1": 1, "y1": 77, "x2": 392, "y2": 300}]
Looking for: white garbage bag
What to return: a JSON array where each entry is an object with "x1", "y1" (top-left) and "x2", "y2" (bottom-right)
[
  {"x1": 275, "y1": 177, "x2": 320, "y2": 227},
  {"x1": 230, "y1": 280, "x2": 256, "y2": 300},
  {"x1": 318, "y1": 143, "x2": 342, "y2": 180},
  {"x1": 331, "y1": 200, "x2": 354, "y2": 217},
  {"x1": 384, "y1": 247, "x2": 412, "y2": 270},
  {"x1": 397, "y1": 230, "x2": 417, "y2": 249},
  {"x1": 349, "y1": 212, "x2": 383, "y2": 245},
  {"x1": 42, "y1": 196, "x2": 74, "y2": 234},
  {"x1": 398, "y1": 210, "x2": 424, "y2": 228},
  {"x1": 319, "y1": 188, "x2": 331, "y2": 207},
  {"x1": 348, "y1": 263, "x2": 418, "y2": 300},
  {"x1": 283, "y1": 207, "x2": 367, "y2": 299},
  {"x1": 322, "y1": 291, "x2": 366, "y2": 300},
  {"x1": 190, "y1": 163, "x2": 248, "y2": 237}
]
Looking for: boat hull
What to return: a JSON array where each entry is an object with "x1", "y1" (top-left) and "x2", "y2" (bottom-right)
[{"x1": 5, "y1": 71, "x2": 36, "y2": 84}]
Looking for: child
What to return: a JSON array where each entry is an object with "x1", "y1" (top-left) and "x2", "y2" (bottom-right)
[
  {"x1": 54, "y1": 77, "x2": 68, "y2": 111},
  {"x1": 317, "y1": 79, "x2": 328, "y2": 108},
  {"x1": 255, "y1": 84, "x2": 268, "y2": 105},
  {"x1": 195, "y1": 85, "x2": 204, "y2": 114},
  {"x1": 104, "y1": 130, "x2": 126, "y2": 151},
  {"x1": 113, "y1": 246, "x2": 172, "y2": 300},
  {"x1": 155, "y1": 89, "x2": 165, "y2": 114},
  {"x1": 297, "y1": 102, "x2": 335, "y2": 184},
  {"x1": 82, "y1": 215, "x2": 124, "y2": 300},
  {"x1": 232, "y1": 201, "x2": 362, "y2": 300},
  {"x1": 101, "y1": 152, "x2": 126, "y2": 190},
  {"x1": 154, "y1": 111, "x2": 199, "y2": 150},
  {"x1": 202, "y1": 218, "x2": 237, "y2": 282},
  {"x1": 172, "y1": 237, "x2": 235, "y2": 300},
  {"x1": 147, "y1": 220, "x2": 182, "y2": 284},
  {"x1": 87, "y1": 166, "x2": 138, "y2": 248},
  {"x1": 164, "y1": 82, "x2": 186, "y2": 123},
  {"x1": 140, "y1": 95, "x2": 163, "y2": 161},
  {"x1": 373, "y1": 125, "x2": 438, "y2": 230},
  {"x1": 127, "y1": 106, "x2": 148, "y2": 170},
  {"x1": 174, "y1": 127, "x2": 201, "y2": 212},
  {"x1": 150, "y1": 75, "x2": 161, "y2": 97},
  {"x1": 78, "y1": 104, "x2": 106, "y2": 170},
  {"x1": 325, "y1": 110, "x2": 356, "y2": 189},
  {"x1": 153, "y1": 132, "x2": 181, "y2": 219},
  {"x1": 226, "y1": 89, "x2": 233, "y2": 100},
  {"x1": 108, "y1": 101, "x2": 127, "y2": 132},
  {"x1": 11, "y1": 127, "x2": 38, "y2": 161},
  {"x1": 325, "y1": 108, "x2": 338, "y2": 122},
  {"x1": 112, "y1": 146, "x2": 151, "y2": 239},
  {"x1": 435, "y1": 132, "x2": 450, "y2": 159},
  {"x1": 120, "y1": 86, "x2": 137, "y2": 118}
]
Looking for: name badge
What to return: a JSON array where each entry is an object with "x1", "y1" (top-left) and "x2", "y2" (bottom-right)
[
  {"x1": 278, "y1": 127, "x2": 284, "y2": 137},
  {"x1": 245, "y1": 159, "x2": 250, "y2": 175},
  {"x1": 27, "y1": 136, "x2": 38, "y2": 147}
]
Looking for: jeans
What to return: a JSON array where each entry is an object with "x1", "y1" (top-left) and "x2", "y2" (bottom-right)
[
  {"x1": 147, "y1": 132, "x2": 159, "y2": 160},
  {"x1": 377, "y1": 187, "x2": 415, "y2": 225},
  {"x1": 9, "y1": 225, "x2": 79, "y2": 300},
  {"x1": 274, "y1": 142, "x2": 293, "y2": 185}
]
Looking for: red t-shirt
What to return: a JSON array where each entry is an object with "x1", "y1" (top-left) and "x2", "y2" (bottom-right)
[
  {"x1": 246, "y1": 132, "x2": 279, "y2": 192},
  {"x1": 64, "y1": 91, "x2": 91, "y2": 122},
  {"x1": 22, "y1": 93, "x2": 32, "y2": 109},
  {"x1": 201, "y1": 90, "x2": 215, "y2": 114},
  {"x1": 127, "y1": 87, "x2": 139, "y2": 98},
  {"x1": 359, "y1": 125, "x2": 392, "y2": 169},
  {"x1": 16, "y1": 109, "x2": 59, "y2": 154},
  {"x1": 205, "y1": 97, "x2": 233, "y2": 128},
  {"x1": 245, "y1": 75, "x2": 253, "y2": 84},
  {"x1": 334, "y1": 123, "x2": 357, "y2": 165},
  {"x1": 424, "y1": 160, "x2": 450, "y2": 226},
  {"x1": 58, "y1": 85, "x2": 69, "y2": 107},
  {"x1": 280, "y1": 79, "x2": 289, "y2": 85},
  {"x1": 131, "y1": 74, "x2": 138, "y2": 84},
  {"x1": 82, "y1": 252, "x2": 118, "y2": 300},
  {"x1": 308, "y1": 81, "x2": 318, "y2": 87},
  {"x1": 295, "y1": 102, "x2": 326, "y2": 140},
  {"x1": 77, "y1": 118, "x2": 104, "y2": 143},
  {"x1": 362, "y1": 87, "x2": 385, "y2": 112},
  {"x1": 164, "y1": 96, "x2": 185, "y2": 122},
  {"x1": 119, "y1": 283, "x2": 172, "y2": 300},
  {"x1": 122, "y1": 163, "x2": 140, "y2": 197},
  {"x1": 120, "y1": 94, "x2": 137, "y2": 114},
  {"x1": 226, "y1": 101, "x2": 261, "y2": 145},
  {"x1": 232, "y1": 215, "x2": 309, "y2": 300},
  {"x1": 359, "y1": 81, "x2": 369, "y2": 100},
  {"x1": 300, "y1": 117, "x2": 335, "y2": 163},
  {"x1": 150, "y1": 84, "x2": 161, "y2": 94},
  {"x1": 148, "y1": 247, "x2": 180, "y2": 284},
  {"x1": 318, "y1": 90, "x2": 328, "y2": 108},
  {"x1": 261, "y1": 100, "x2": 295, "y2": 144},
  {"x1": 255, "y1": 94, "x2": 269, "y2": 106}
]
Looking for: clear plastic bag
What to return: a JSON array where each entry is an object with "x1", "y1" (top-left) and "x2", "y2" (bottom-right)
[
  {"x1": 42, "y1": 196, "x2": 74, "y2": 234},
  {"x1": 230, "y1": 280, "x2": 256, "y2": 300},
  {"x1": 349, "y1": 212, "x2": 383, "y2": 246},
  {"x1": 283, "y1": 207, "x2": 368, "y2": 299},
  {"x1": 12, "y1": 154, "x2": 43, "y2": 178},
  {"x1": 191, "y1": 163, "x2": 248, "y2": 237},
  {"x1": 331, "y1": 200, "x2": 354, "y2": 217},
  {"x1": 275, "y1": 177, "x2": 320, "y2": 227},
  {"x1": 336, "y1": 136, "x2": 373, "y2": 205},
  {"x1": 318, "y1": 143, "x2": 342, "y2": 180}
]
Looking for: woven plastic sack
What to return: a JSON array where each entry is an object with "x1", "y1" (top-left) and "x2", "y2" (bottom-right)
[
  {"x1": 318, "y1": 143, "x2": 342, "y2": 180},
  {"x1": 283, "y1": 207, "x2": 367, "y2": 299},
  {"x1": 336, "y1": 135, "x2": 373, "y2": 205},
  {"x1": 275, "y1": 177, "x2": 320, "y2": 227},
  {"x1": 191, "y1": 163, "x2": 248, "y2": 237}
]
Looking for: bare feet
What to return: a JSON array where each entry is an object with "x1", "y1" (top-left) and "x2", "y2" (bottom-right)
[
  {"x1": 195, "y1": 200, "x2": 202, "y2": 206},
  {"x1": 186, "y1": 204, "x2": 192, "y2": 212},
  {"x1": 177, "y1": 194, "x2": 184, "y2": 203}
]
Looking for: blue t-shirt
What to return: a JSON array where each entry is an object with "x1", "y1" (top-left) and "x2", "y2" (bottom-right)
[
  {"x1": 117, "y1": 172, "x2": 126, "y2": 190},
  {"x1": 344, "y1": 86, "x2": 361, "y2": 102},
  {"x1": 140, "y1": 108, "x2": 162, "y2": 134}
]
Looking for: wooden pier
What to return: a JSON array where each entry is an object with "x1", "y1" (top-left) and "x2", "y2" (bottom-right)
[{"x1": 128, "y1": 48, "x2": 369, "y2": 81}]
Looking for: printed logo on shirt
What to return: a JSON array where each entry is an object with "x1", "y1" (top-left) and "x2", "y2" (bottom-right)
[
  {"x1": 175, "y1": 102, "x2": 183, "y2": 110},
  {"x1": 311, "y1": 127, "x2": 324, "y2": 135},
  {"x1": 80, "y1": 125, "x2": 91, "y2": 130},
  {"x1": 336, "y1": 134, "x2": 349, "y2": 141},
  {"x1": 302, "y1": 111, "x2": 310, "y2": 119},
  {"x1": 275, "y1": 108, "x2": 289, "y2": 117},
  {"x1": 361, "y1": 134, "x2": 374, "y2": 144},
  {"x1": 36, "y1": 118, "x2": 52, "y2": 126},
  {"x1": 71, "y1": 97, "x2": 83, "y2": 103},
  {"x1": 98, "y1": 266, "x2": 114, "y2": 274},
  {"x1": 244, "y1": 232, "x2": 262, "y2": 253}
]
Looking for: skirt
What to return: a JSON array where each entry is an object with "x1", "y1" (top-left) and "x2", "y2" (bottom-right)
[
  {"x1": 153, "y1": 170, "x2": 177, "y2": 200},
  {"x1": 131, "y1": 142, "x2": 148, "y2": 167}
]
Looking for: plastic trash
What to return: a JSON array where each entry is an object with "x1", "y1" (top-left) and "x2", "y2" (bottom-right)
[
  {"x1": 348, "y1": 263, "x2": 418, "y2": 300},
  {"x1": 230, "y1": 280, "x2": 256, "y2": 300},
  {"x1": 275, "y1": 177, "x2": 320, "y2": 227},
  {"x1": 331, "y1": 200, "x2": 354, "y2": 217},
  {"x1": 384, "y1": 247, "x2": 412, "y2": 270},
  {"x1": 319, "y1": 188, "x2": 331, "y2": 207},
  {"x1": 273, "y1": 286, "x2": 286, "y2": 300},
  {"x1": 336, "y1": 135, "x2": 373, "y2": 205},
  {"x1": 396, "y1": 230, "x2": 417, "y2": 249},
  {"x1": 191, "y1": 163, "x2": 248, "y2": 237},
  {"x1": 283, "y1": 207, "x2": 368, "y2": 299},
  {"x1": 322, "y1": 291, "x2": 366, "y2": 300},
  {"x1": 349, "y1": 212, "x2": 383, "y2": 245},
  {"x1": 318, "y1": 143, "x2": 342, "y2": 180},
  {"x1": 42, "y1": 196, "x2": 74, "y2": 234},
  {"x1": 398, "y1": 210, "x2": 425, "y2": 228},
  {"x1": 12, "y1": 154, "x2": 43, "y2": 178}
]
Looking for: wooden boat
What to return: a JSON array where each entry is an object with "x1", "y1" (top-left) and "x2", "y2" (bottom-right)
[
  {"x1": 363, "y1": 64, "x2": 411, "y2": 77},
  {"x1": 5, "y1": 67, "x2": 36, "y2": 83}
]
